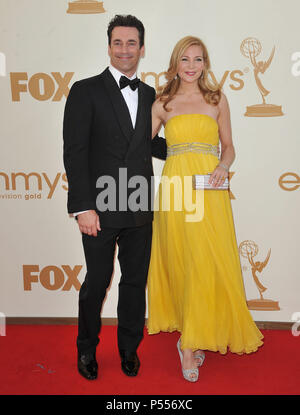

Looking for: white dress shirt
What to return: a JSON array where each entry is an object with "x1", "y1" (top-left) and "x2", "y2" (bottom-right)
[
  {"x1": 73, "y1": 65, "x2": 139, "y2": 217},
  {"x1": 109, "y1": 65, "x2": 138, "y2": 128}
]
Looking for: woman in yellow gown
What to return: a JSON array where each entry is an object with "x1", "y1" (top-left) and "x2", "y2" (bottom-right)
[{"x1": 147, "y1": 36, "x2": 264, "y2": 382}]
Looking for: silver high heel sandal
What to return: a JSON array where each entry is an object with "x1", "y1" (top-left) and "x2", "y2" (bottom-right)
[
  {"x1": 194, "y1": 350, "x2": 205, "y2": 367},
  {"x1": 177, "y1": 339, "x2": 199, "y2": 382}
]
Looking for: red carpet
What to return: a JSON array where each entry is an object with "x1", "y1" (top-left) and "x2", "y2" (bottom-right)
[{"x1": 0, "y1": 325, "x2": 299, "y2": 395}]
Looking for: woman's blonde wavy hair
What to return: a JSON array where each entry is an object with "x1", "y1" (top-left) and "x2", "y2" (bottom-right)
[{"x1": 158, "y1": 36, "x2": 221, "y2": 111}]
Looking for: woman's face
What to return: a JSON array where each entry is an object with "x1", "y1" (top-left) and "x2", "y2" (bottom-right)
[{"x1": 177, "y1": 45, "x2": 205, "y2": 83}]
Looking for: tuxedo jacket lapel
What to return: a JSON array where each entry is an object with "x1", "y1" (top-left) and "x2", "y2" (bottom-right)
[
  {"x1": 134, "y1": 82, "x2": 147, "y2": 136},
  {"x1": 102, "y1": 68, "x2": 134, "y2": 143},
  {"x1": 126, "y1": 82, "x2": 147, "y2": 154}
]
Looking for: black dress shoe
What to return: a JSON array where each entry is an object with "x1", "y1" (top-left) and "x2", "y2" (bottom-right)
[
  {"x1": 77, "y1": 352, "x2": 98, "y2": 380},
  {"x1": 119, "y1": 350, "x2": 140, "y2": 377}
]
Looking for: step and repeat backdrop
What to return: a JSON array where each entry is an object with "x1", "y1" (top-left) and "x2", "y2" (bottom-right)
[{"x1": 0, "y1": 0, "x2": 299, "y2": 322}]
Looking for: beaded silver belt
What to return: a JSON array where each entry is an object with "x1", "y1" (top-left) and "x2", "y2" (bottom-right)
[{"x1": 167, "y1": 142, "x2": 219, "y2": 158}]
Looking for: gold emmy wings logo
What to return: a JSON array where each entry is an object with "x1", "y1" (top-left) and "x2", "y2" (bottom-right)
[
  {"x1": 239, "y1": 240, "x2": 280, "y2": 310},
  {"x1": 67, "y1": 0, "x2": 105, "y2": 14},
  {"x1": 241, "y1": 38, "x2": 283, "y2": 117}
]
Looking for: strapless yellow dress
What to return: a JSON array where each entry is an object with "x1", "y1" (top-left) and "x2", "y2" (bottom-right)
[{"x1": 147, "y1": 114, "x2": 264, "y2": 354}]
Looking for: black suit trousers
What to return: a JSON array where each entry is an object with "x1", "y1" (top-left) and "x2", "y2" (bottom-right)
[{"x1": 77, "y1": 221, "x2": 152, "y2": 355}]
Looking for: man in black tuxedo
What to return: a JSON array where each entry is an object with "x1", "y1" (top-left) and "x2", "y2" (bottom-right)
[{"x1": 63, "y1": 15, "x2": 166, "y2": 380}]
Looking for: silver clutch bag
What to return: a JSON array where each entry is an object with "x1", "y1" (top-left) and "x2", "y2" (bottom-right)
[{"x1": 192, "y1": 174, "x2": 229, "y2": 190}]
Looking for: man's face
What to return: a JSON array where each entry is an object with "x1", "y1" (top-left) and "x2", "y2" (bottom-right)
[{"x1": 108, "y1": 26, "x2": 144, "y2": 77}]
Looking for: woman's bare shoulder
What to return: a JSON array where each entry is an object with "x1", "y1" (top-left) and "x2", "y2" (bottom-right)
[
  {"x1": 218, "y1": 91, "x2": 229, "y2": 108},
  {"x1": 152, "y1": 96, "x2": 168, "y2": 119},
  {"x1": 153, "y1": 96, "x2": 166, "y2": 108}
]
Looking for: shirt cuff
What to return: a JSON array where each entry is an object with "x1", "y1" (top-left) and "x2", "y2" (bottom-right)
[{"x1": 73, "y1": 210, "x2": 91, "y2": 217}]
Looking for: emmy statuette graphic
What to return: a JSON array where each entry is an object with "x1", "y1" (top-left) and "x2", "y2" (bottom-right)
[
  {"x1": 241, "y1": 38, "x2": 283, "y2": 117},
  {"x1": 67, "y1": 0, "x2": 105, "y2": 14},
  {"x1": 239, "y1": 240, "x2": 280, "y2": 310}
]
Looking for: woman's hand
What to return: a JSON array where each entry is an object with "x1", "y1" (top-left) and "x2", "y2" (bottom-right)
[{"x1": 208, "y1": 164, "x2": 229, "y2": 188}]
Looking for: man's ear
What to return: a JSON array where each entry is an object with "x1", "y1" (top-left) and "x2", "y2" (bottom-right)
[{"x1": 140, "y1": 45, "x2": 145, "y2": 58}]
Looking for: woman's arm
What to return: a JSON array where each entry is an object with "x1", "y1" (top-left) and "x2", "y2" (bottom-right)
[
  {"x1": 209, "y1": 92, "x2": 235, "y2": 187},
  {"x1": 152, "y1": 98, "x2": 164, "y2": 139},
  {"x1": 151, "y1": 98, "x2": 167, "y2": 160}
]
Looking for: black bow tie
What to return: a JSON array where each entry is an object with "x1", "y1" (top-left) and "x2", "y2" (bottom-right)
[{"x1": 119, "y1": 76, "x2": 140, "y2": 91}]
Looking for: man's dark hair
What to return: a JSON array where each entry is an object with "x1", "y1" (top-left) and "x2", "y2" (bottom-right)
[{"x1": 107, "y1": 15, "x2": 145, "y2": 48}]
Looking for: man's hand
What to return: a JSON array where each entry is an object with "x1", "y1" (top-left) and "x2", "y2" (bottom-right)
[{"x1": 77, "y1": 210, "x2": 101, "y2": 237}]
